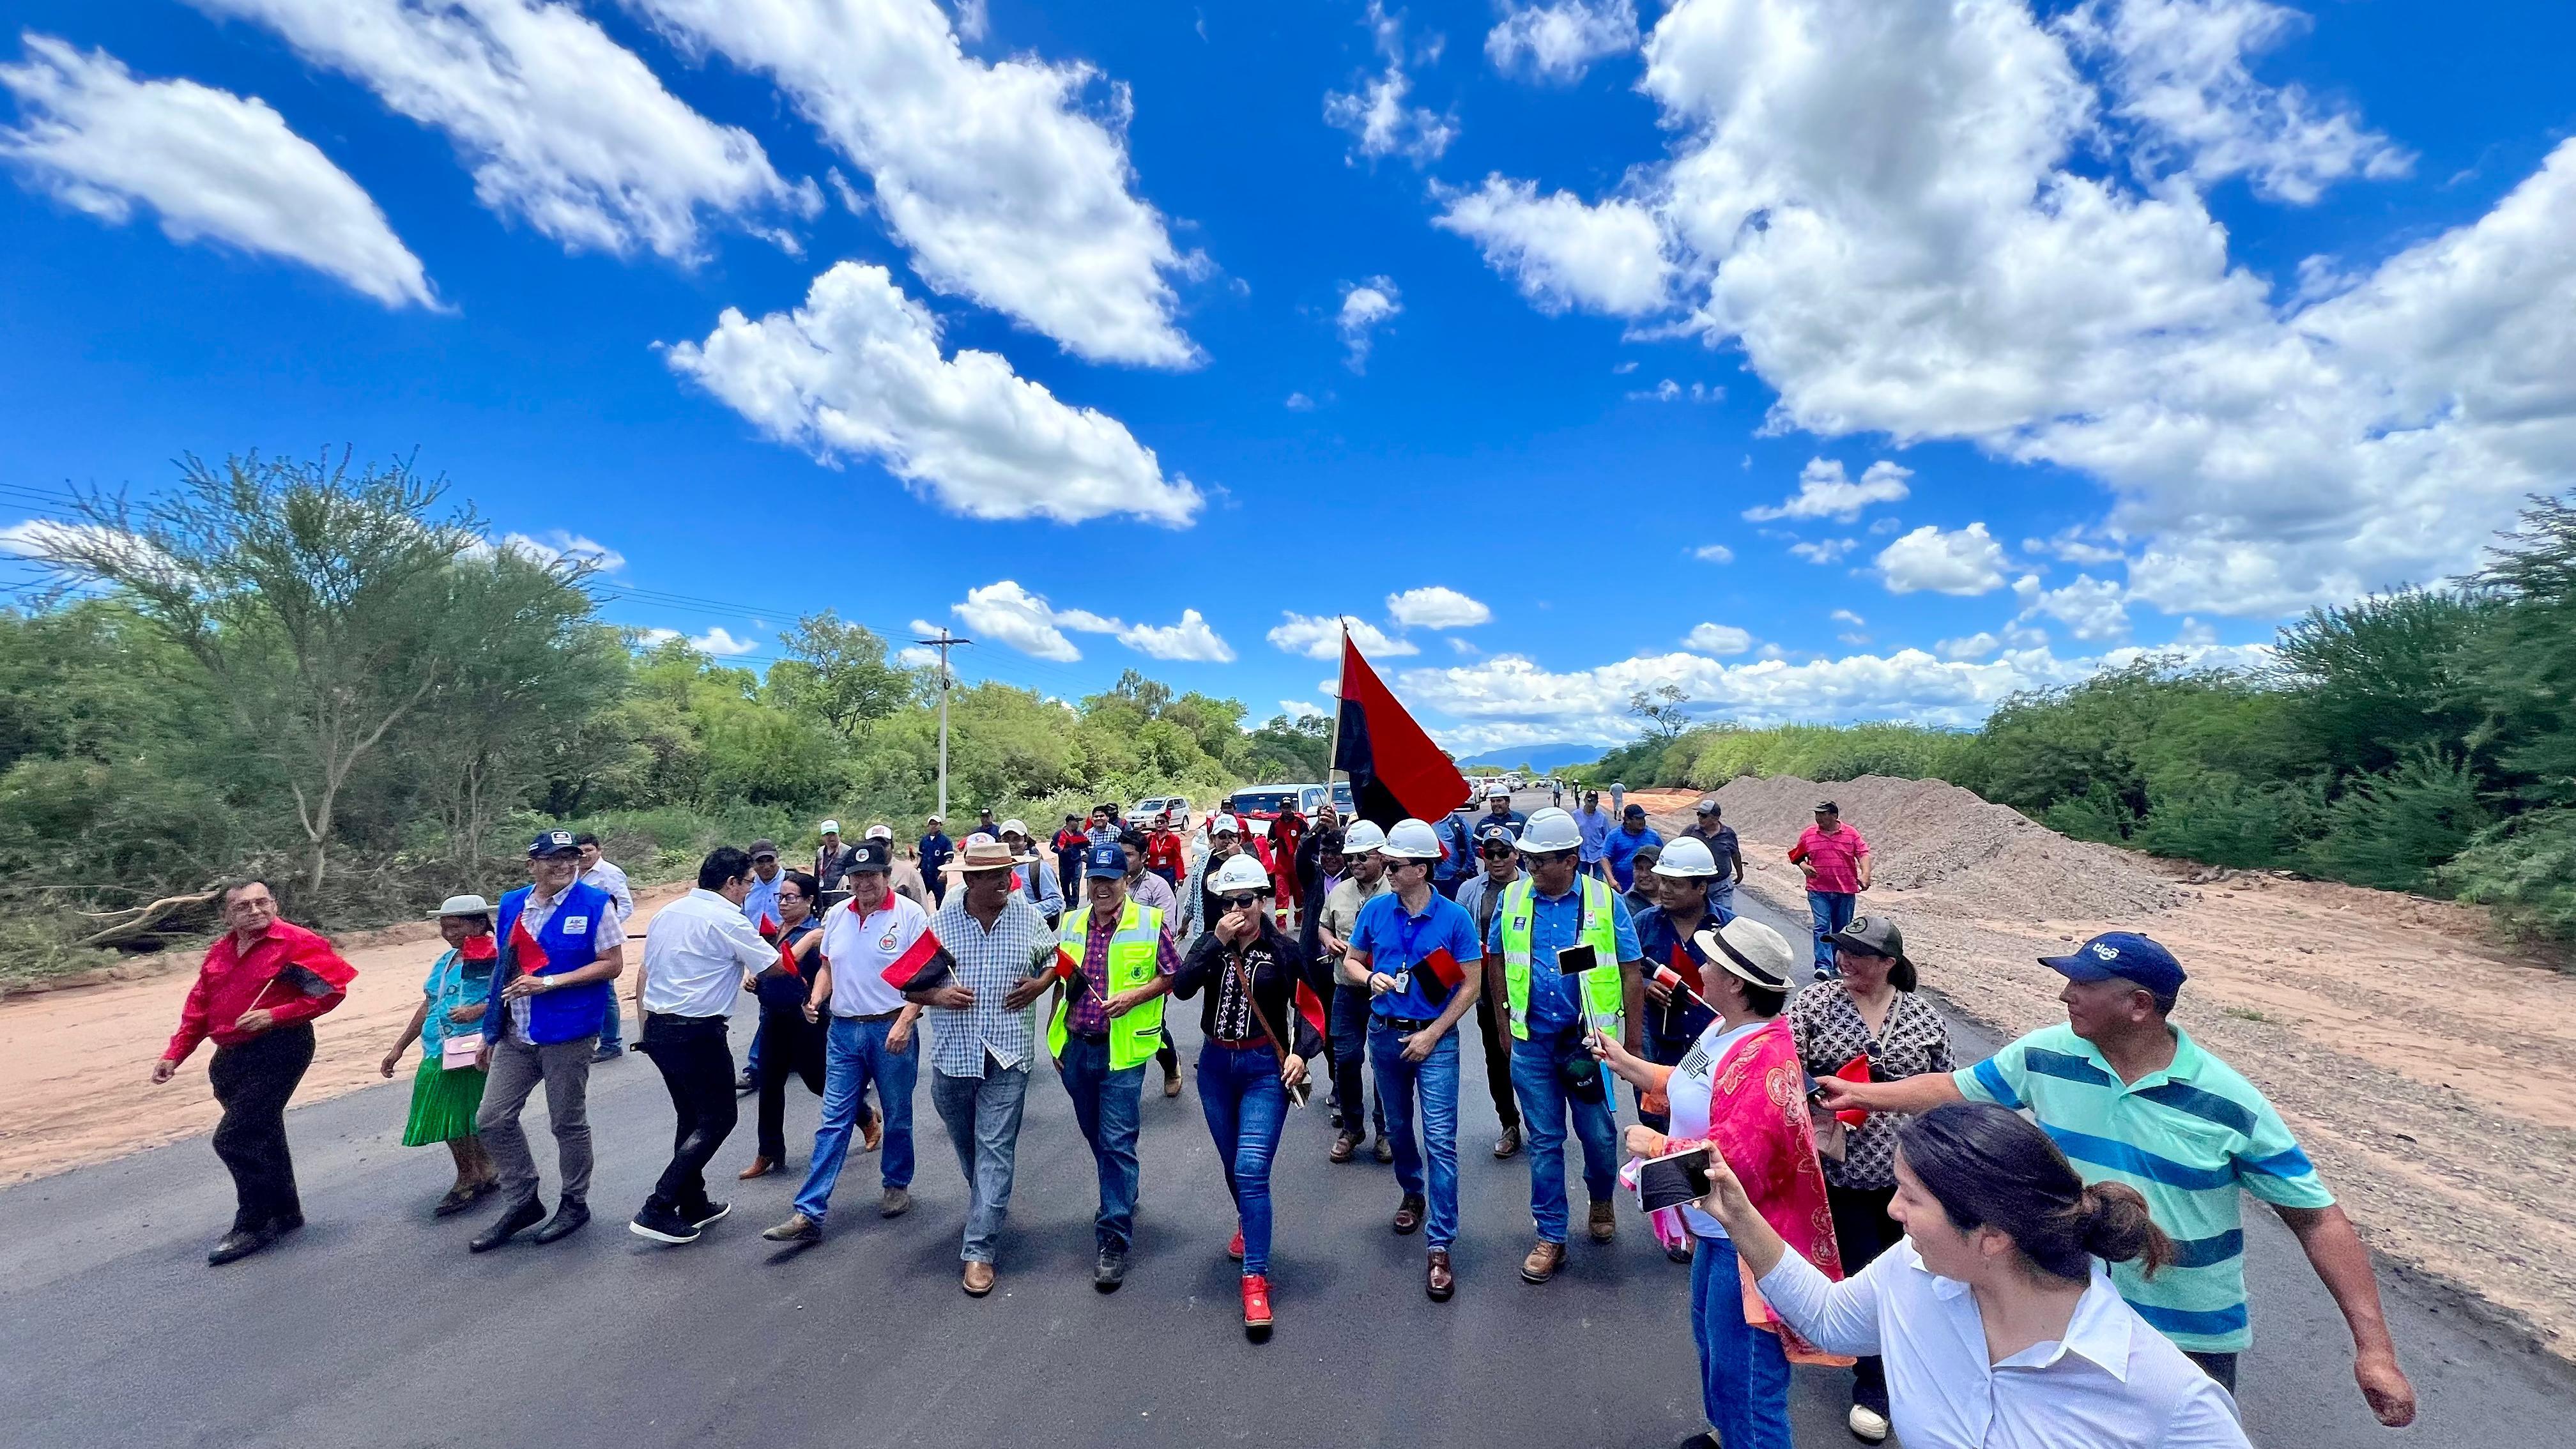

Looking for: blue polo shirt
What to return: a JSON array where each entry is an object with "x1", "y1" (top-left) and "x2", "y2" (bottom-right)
[
  {"x1": 1602, "y1": 825, "x2": 1664, "y2": 891},
  {"x1": 1480, "y1": 881, "x2": 1641, "y2": 1035},
  {"x1": 1573, "y1": 808, "x2": 1613, "y2": 862},
  {"x1": 1347, "y1": 889, "x2": 1483, "y2": 1022}
]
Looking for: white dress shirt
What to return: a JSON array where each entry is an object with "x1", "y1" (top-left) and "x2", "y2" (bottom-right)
[
  {"x1": 1756, "y1": 1241, "x2": 2251, "y2": 1449},
  {"x1": 640, "y1": 888, "x2": 774, "y2": 1020},
  {"x1": 818, "y1": 891, "x2": 930, "y2": 1018},
  {"x1": 578, "y1": 860, "x2": 634, "y2": 921}
]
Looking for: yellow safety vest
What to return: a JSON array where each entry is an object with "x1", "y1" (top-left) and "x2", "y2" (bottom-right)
[
  {"x1": 1497, "y1": 875, "x2": 1624, "y2": 1041},
  {"x1": 1049, "y1": 898, "x2": 1169, "y2": 1071}
]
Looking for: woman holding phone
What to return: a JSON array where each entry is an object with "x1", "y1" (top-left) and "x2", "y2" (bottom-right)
[
  {"x1": 1174, "y1": 854, "x2": 1324, "y2": 1338},
  {"x1": 1689, "y1": 1101, "x2": 2252, "y2": 1448},
  {"x1": 1592, "y1": 916, "x2": 1840, "y2": 1449}
]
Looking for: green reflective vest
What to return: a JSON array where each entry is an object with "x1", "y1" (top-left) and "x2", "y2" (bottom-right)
[
  {"x1": 1497, "y1": 875, "x2": 1624, "y2": 1041},
  {"x1": 1049, "y1": 898, "x2": 1169, "y2": 1071}
]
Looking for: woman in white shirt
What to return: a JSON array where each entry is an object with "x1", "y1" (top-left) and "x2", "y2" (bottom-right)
[{"x1": 1690, "y1": 1100, "x2": 2253, "y2": 1449}]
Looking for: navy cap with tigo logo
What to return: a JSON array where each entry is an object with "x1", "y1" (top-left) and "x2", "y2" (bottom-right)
[
  {"x1": 1084, "y1": 841, "x2": 1128, "y2": 879},
  {"x1": 2040, "y1": 931, "x2": 2186, "y2": 997},
  {"x1": 527, "y1": 829, "x2": 579, "y2": 859}
]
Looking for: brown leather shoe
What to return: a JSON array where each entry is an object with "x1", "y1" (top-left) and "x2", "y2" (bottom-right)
[
  {"x1": 861, "y1": 1113, "x2": 884, "y2": 1154},
  {"x1": 1426, "y1": 1248, "x2": 1455, "y2": 1301},
  {"x1": 1163, "y1": 1068, "x2": 1183, "y2": 1099},
  {"x1": 1492, "y1": 1124, "x2": 1522, "y2": 1159},
  {"x1": 1392, "y1": 1193, "x2": 1425, "y2": 1234},
  {"x1": 1521, "y1": 1239, "x2": 1566, "y2": 1284},
  {"x1": 1588, "y1": 1199, "x2": 1617, "y2": 1244},
  {"x1": 1330, "y1": 1132, "x2": 1360, "y2": 1163},
  {"x1": 961, "y1": 1261, "x2": 996, "y2": 1297},
  {"x1": 737, "y1": 1156, "x2": 777, "y2": 1181}
]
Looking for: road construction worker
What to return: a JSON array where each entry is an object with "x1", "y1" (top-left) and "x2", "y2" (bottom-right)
[{"x1": 1315, "y1": 818, "x2": 1392, "y2": 1163}]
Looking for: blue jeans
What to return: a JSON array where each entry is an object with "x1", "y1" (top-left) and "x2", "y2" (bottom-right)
[
  {"x1": 1197, "y1": 1042, "x2": 1289, "y2": 1276},
  {"x1": 792, "y1": 1015, "x2": 919, "y2": 1223},
  {"x1": 1368, "y1": 1019, "x2": 1460, "y2": 1249},
  {"x1": 1508, "y1": 1035, "x2": 1620, "y2": 1243},
  {"x1": 1708, "y1": 877, "x2": 1737, "y2": 916},
  {"x1": 930, "y1": 1061, "x2": 1028, "y2": 1264},
  {"x1": 598, "y1": 992, "x2": 624, "y2": 1052},
  {"x1": 1056, "y1": 1036, "x2": 1146, "y2": 1254},
  {"x1": 1329, "y1": 983, "x2": 1383, "y2": 1138},
  {"x1": 1692, "y1": 1236, "x2": 1793, "y2": 1449},
  {"x1": 1808, "y1": 890, "x2": 1857, "y2": 976}
]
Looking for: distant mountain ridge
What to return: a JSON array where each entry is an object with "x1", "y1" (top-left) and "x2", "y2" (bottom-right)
[{"x1": 1459, "y1": 743, "x2": 1599, "y2": 772}]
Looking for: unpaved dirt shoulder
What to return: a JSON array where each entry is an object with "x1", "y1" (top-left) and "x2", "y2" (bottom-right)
[
  {"x1": 0, "y1": 882, "x2": 691, "y2": 1186},
  {"x1": 1696, "y1": 815, "x2": 2576, "y2": 1366}
]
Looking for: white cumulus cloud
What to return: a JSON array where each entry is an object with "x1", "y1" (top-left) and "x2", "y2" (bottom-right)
[
  {"x1": 1682, "y1": 622, "x2": 1752, "y2": 656},
  {"x1": 629, "y1": 0, "x2": 1199, "y2": 366},
  {"x1": 947, "y1": 579, "x2": 1232, "y2": 664},
  {"x1": 1386, "y1": 585, "x2": 1491, "y2": 629},
  {"x1": 1433, "y1": 173, "x2": 1669, "y2": 316},
  {"x1": 0, "y1": 34, "x2": 433, "y2": 307},
  {"x1": 2020, "y1": 571, "x2": 2132, "y2": 641},
  {"x1": 1690, "y1": 543, "x2": 1735, "y2": 564},
  {"x1": 1789, "y1": 537, "x2": 1857, "y2": 565},
  {"x1": 1742, "y1": 458, "x2": 1913, "y2": 523},
  {"x1": 1338, "y1": 277, "x2": 1401, "y2": 371},
  {"x1": 1269, "y1": 611, "x2": 1414, "y2": 659},
  {"x1": 1485, "y1": 1, "x2": 1639, "y2": 82},
  {"x1": 1877, "y1": 523, "x2": 2009, "y2": 595},
  {"x1": 192, "y1": 0, "x2": 815, "y2": 264},
  {"x1": 498, "y1": 529, "x2": 625, "y2": 572},
  {"x1": 1325, "y1": 3, "x2": 1456, "y2": 165},
  {"x1": 664, "y1": 262, "x2": 1200, "y2": 526}
]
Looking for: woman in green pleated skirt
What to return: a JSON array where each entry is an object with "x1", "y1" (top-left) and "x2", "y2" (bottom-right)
[{"x1": 381, "y1": 895, "x2": 502, "y2": 1216}]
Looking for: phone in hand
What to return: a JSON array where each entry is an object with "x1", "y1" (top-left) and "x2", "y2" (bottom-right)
[
  {"x1": 1636, "y1": 1146, "x2": 1713, "y2": 1213},
  {"x1": 1554, "y1": 943, "x2": 1601, "y2": 976}
]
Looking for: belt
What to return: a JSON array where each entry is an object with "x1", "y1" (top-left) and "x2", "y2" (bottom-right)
[
  {"x1": 1377, "y1": 1015, "x2": 1436, "y2": 1032},
  {"x1": 1209, "y1": 1035, "x2": 1274, "y2": 1051},
  {"x1": 1070, "y1": 1029, "x2": 1110, "y2": 1044},
  {"x1": 842, "y1": 1009, "x2": 901, "y2": 1023}
]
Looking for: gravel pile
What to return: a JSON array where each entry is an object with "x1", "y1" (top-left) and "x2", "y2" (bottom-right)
[{"x1": 1705, "y1": 773, "x2": 2181, "y2": 921}]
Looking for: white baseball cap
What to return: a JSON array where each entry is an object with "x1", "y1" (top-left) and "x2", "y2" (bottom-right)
[
  {"x1": 818, "y1": 819, "x2": 841, "y2": 835},
  {"x1": 999, "y1": 818, "x2": 1031, "y2": 838},
  {"x1": 1212, "y1": 813, "x2": 1243, "y2": 835},
  {"x1": 864, "y1": 824, "x2": 893, "y2": 842}
]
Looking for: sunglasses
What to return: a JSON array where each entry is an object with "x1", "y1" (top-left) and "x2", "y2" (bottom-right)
[{"x1": 1223, "y1": 895, "x2": 1262, "y2": 910}]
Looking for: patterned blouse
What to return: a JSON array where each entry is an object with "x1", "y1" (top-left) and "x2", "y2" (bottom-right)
[{"x1": 1788, "y1": 984, "x2": 1955, "y2": 1191}]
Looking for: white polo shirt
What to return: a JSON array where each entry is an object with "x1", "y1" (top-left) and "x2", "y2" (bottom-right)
[
  {"x1": 820, "y1": 889, "x2": 931, "y2": 1018},
  {"x1": 640, "y1": 888, "x2": 774, "y2": 1020}
]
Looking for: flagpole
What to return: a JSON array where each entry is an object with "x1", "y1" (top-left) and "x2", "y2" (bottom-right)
[{"x1": 1326, "y1": 617, "x2": 1349, "y2": 793}]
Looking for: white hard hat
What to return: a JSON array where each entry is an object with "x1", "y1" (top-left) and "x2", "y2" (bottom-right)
[
  {"x1": 1212, "y1": 813, "x2": 1243, "y2": 835},
  {"x1": 1209, "y1": 854, "x2": 1273, "y2": 895},
  {"x1": 1382, "y1": 818, "x2": 1443, "y2": 861},
  {"x1": 1485, "y1": 783, "x2": 1511, "y2": 799},
  {"x1": 1517, "y1": 808, "x2": 1583, "y2": 854},
  {"x1": 1338, "y1": 818, "x2": 1388, "y2": 855},
  {"x1": 818, "y1": 819, "x2": 841, "y2": 836},
  {"x1": 1653, "y1": 837, "x2": 1719, "y2": 878}
]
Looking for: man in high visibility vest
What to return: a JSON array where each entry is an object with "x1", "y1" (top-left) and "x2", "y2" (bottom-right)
[
  {"x1": 1484, "y1": 807, "x2": 1644, "y2": 1284},
  {"x1": 1050, "y1": 841, "x2": 1179, "y2": 1291}
]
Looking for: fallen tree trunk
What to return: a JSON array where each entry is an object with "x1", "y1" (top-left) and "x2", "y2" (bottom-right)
[{"x1": 75, "y1": 885, "x2": 223, "y2": 949}]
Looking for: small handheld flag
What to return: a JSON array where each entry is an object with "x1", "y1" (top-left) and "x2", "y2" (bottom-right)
[
  {"x1": 1832, "y1": 1052, "x2": 1873, "y2": 1126},
  {"x1": 879, "y1": 930, "x2": 955, "y2": 993},
  {"x1": 458, "y1": 934, "x2": 498, "y2": 963},
  {"x1": 1294, "y1": 977, "x2": 1329, "y2": 1039},
  {"x1": 1403, "y1": 947, "x2": 1466, "y2": 1006},
  {"x1": 1653, "y1": 943, "x2": 1706, "y2": 1004}
]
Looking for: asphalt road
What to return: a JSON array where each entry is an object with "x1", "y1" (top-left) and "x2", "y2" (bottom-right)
[{"x1": 4, "y1": 820, "x2": 2569, "y2": 1448}]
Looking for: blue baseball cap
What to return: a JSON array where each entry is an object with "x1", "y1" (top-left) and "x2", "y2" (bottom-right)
[
  {"x1": 526, "y1": 829, "x2": 578, "y2": 859},
  {"x1": 2039, "y1": 931, "x2": 2186, "y2": 999},
  {"x1": 1084, "y1": 841, "x2": 1128, "y2": 879}
]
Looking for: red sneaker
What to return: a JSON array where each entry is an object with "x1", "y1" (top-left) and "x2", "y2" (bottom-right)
[
  {"x1": 1241, "y1": 1273, "x2": 1273, "y2": 1333},
  {"x1": 1227, "y1": 1227, "x2": 1246, "y2": 1262}
]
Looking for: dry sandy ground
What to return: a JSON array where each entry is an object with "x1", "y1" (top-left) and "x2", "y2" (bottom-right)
[{"x1": 1637, "y1": 776, "x2": 2576, "y2": 1364}]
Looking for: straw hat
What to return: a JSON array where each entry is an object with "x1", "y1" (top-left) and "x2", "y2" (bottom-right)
[{"x1": 942, "y1": 836, "x2": 1033, "y2": 875}]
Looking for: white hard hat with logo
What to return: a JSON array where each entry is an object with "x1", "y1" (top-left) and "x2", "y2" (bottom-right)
[
  {"x1": 1212, "y1": 813, "x2": 1243, "y2": 836},
  {"x1": 1382, "y1": 817, "x2": 1443, "y2": 860},
  {"x1": 1653, "y1": 836, "x2": 1719, "y2": 877},
  {"x1": 1517, "y1": 808, "x2": 1583, "y2": 853},
  {"x1": 1209, "y1": 854, "x2": 1273, "y2": 895},
  {"x1": 1338, "y1": 818, "x2": 1388, "y2": 855}
]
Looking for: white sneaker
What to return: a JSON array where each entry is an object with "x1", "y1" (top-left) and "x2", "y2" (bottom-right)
[{"x1": 1848, "y1": 1404, "x2": 1891, "y2": 1443}]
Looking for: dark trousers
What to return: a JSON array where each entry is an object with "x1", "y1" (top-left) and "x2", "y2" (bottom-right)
[
  {"x1": 208, "y1": 1023, "x2": 314, "y2": 1232},
  {"x1": 1471, "y1": 988, "x2": 1521, "y2": 1131},
  {"x1": 640, "y1": 1013, "x2": 737, "y2": 1215},
  {"x1": 1328, "y1": 981, "x2": 1384, "y2": 1137},
  {"x1": 755, "y1": 1002, "x2": 828, "y2": 1163},
  {"x1": 2186, "y1": 1351, "x2": 2240, "y2": 1392},
  {"x1": 1827, "y1": 1182, "x2": 1904, "y2": 1414}
]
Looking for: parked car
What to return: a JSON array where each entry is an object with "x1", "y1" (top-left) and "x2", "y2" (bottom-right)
[{"x1": 1130, "y1": 795, "x2": 1192, "y2": 830}]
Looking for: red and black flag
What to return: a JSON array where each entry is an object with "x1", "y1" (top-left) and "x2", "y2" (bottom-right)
[
  {"x1": 879, "y1": 929, "x2": 957, "y2": 994},
  {"x1": 1293, "y1": 977, "x2": 1329, "y2": 1039},
  {"x1": 1332, "y1": 632, "x2": 1472, "y2": 829},
  {"x1": 1407, "y1": 946, "x2": 1467, "y2": 1007},
  {"x1": 1653, "y1": 942, "x2": 1706, "y2": 1005}
]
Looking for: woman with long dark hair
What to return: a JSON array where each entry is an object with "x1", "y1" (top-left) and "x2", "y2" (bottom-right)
[
  {"x1": 1691, "y1": 1101, "x2": 2252, "y2": 1448},
  {"x1": 738, "y1": 871, "x2": 845, "y2": 1178}
]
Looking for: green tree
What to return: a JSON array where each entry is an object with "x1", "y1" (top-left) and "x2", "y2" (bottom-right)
[{"x1": 766, "y1": 611, "x2": 908, "y2": 738}]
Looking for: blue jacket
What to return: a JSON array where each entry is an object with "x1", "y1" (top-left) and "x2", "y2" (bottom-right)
[{"x1": 484, "y1": 880, "x2": 616, "y2": 1046}]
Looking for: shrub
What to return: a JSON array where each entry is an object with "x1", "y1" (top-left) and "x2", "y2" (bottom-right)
[
  {"x1": 2442, "y1": 808, "x2": 2576, "y2": 952},
  {"x1": 2303, "y1": 751, "x2": 2493, "y2": 893}
]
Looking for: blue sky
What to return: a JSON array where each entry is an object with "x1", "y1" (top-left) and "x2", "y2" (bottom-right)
[{"x1": 3, "y1": 0, "x2": 2572, "y2": 753}]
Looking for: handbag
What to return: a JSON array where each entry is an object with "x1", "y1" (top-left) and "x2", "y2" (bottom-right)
[
  {"x1": 1227, "y1": 946, "x2": 1313, "y2": 1108},
  {"x1": 441, "y1": 1034, "x2": 484, "y2": 1070}
]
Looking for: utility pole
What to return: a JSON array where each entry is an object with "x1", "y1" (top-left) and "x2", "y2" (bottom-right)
[{"x1": 914, "y1": 627, "x2": 970, "y2": 822}]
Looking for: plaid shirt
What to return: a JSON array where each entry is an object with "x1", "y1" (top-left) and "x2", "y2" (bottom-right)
[{"x1": 923, "y1": 894, "x2": 1055, "y2": 1078}]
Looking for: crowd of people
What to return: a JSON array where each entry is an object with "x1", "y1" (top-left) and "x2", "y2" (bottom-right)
[{"x1": 150, "y1": 792, "x2": 2420, "y2": 1447}]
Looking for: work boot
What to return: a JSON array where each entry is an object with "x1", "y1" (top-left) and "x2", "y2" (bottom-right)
[
  {"x1": 1588, "y1": 1199, "x2": 1617, "y2": 1243},
  {"x1": 1094, "y1": 1246, "x2": 1130, "y2": 1292},
  {"x1": 1241, "y1": 1274, "x2": 1274, "y2": 1337},
  {"x1": 531, "y1": 1198, "x2": 590, "y2": 1245},
  {"x1": 1425, "y1": 1248, "x2": 1455, "y2": 1302},
  {"x1": 880, "y1": 1186, "x2": 912, "y2": 1218},
  {"x1": 1492, "y1": 1124, "x2": 1522, "y2": 1159},
  {"x1": 1521, "y1": 1239, "x2": 1565, "y2": 1284},
  {"x1": 762, "y1": 1212, "x2": 822, "y2": 1243},
  {"x1": 962, "y1": 1260, "x2": 997, "y2": 1296},
  {"x1": 1162, "y1": 1065, "x2": 1183, "y2": 1099},
  {"x1": 469, "y1": 1198, "x2": 546, "y2": 1254},
  {"x1": 206, "y1": 1226, "x2": 273, "y2": 1266}
]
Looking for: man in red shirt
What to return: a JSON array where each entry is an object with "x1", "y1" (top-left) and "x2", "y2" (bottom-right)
[
  {"x1": 1143, "y1": 817, "x2": 1187, "y2": 889},
  {"x1": 151, "y1": 879, "x2": 357, "y2": 1264},
  {"x1": 1788, "y1": 800, "x2": 1873, "y2": 981}
]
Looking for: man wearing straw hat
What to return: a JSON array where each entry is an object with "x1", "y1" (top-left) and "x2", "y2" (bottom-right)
[
  {"x1": 903, "y1": 834, "x2": 1059, "y2": 1297},
  {"x1": 151, "y1": 878, "x2": 357, "y2": 1266}
]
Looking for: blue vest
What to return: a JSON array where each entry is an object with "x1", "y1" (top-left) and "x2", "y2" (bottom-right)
[{"x1": 484, "y1": 880, "x2": 615, "y2": 1046}]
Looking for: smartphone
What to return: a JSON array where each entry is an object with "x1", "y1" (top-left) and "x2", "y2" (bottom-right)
[
  {"x1": 1636, "y1": 1146, "x2": 1713, "y2": 1213},
  {"x1": 1554, "y1": 942, "x2": 1601, "y2": 977}
]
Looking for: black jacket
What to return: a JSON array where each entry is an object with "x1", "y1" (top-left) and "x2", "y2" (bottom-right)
[{"x1": 1176, "y1": 920, "x2": 1326, "y2": 1061}]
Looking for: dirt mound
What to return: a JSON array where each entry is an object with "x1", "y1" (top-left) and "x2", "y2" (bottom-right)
[{"x1": 1708, "y1": 773, "x2": 2181, "y2": 921}]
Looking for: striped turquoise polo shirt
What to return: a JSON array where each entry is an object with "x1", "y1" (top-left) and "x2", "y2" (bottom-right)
[{"x1": 1954, "y1": 1022, "x2": 2333, "y2": 1352}]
